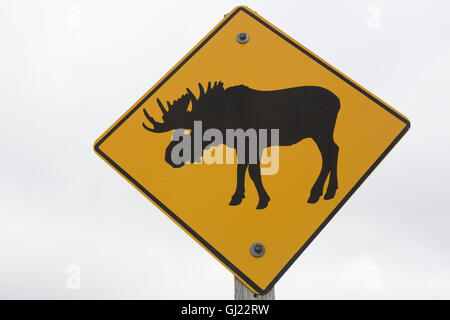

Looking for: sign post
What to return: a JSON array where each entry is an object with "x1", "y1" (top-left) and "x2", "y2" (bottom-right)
[
  {"x1": 94, "y1": 6, "x2": 410, "y2": 296},
  {"x1": 235, "y1": 277, "x2": 274, "y2": 300}
]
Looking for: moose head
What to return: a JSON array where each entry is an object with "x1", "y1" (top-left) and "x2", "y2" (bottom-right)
[{"x1": 142, "y1": 81, "x2": 225, "y2": 168}]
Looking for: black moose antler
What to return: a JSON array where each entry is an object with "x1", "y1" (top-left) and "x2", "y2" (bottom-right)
[{"x1": 142, "y1": 93, "x2": 190, "y2": 132}]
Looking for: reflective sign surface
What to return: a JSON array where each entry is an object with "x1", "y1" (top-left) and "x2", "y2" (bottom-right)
[{"x1": 94, "y1": 6, "x2": 410, "y2": 293}]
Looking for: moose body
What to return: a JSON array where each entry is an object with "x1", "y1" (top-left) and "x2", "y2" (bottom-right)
[{"x1": 143, "y1": 82, "x2": 340, "y2": 209}]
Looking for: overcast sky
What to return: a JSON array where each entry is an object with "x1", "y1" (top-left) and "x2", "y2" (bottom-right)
[{"x1": 1, "y1": 0, "x2": 449, "y2": 299}]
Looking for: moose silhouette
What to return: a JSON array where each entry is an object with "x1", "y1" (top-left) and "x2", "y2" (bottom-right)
[{"x1": 142, "y1": 81, "x2": 340, "y2": 209}]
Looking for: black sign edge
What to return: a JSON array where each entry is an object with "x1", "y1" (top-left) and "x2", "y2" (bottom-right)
[{"x1": 94, "y1": 6, "x2": 410, "y2": 295}]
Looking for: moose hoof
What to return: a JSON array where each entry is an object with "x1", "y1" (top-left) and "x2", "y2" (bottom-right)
[
  {"x1": 229, "y1": 194, "x2": 245, "y2": 206},
  {"x1": 307, "y1": 193, "x2": 321, "y2": 204},
  {"x1": 324, "y1": 189, "x2": 337, "y2": 200},
  {"x1": 256, "y1": 196, "x2": 271, "y2": 210}
]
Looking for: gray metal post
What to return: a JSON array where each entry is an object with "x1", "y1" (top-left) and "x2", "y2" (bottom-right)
[{"x1": 234, "y1": 276, "x2": 275, "y2": 300}]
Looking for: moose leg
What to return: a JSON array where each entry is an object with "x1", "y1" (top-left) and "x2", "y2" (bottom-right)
[
  {"x1": 229, "y1": 164, "x2": 248, "y2": 206},
  {"x1": 248, "y1": 164, "x2": 271, "y2": 209},
  {"x1": 324, "y1": 143, "x2": 339, "y2": 200},
  {"x1": 308, "y1": 143, "x2": 333, "y2": 204}
]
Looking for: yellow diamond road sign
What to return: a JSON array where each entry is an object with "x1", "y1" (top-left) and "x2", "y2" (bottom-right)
[{"x1": 94, "y1": 6, "x2": 410, "y2": 294}]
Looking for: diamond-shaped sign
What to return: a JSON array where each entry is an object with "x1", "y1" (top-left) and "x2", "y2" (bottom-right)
[{"x1": 94, "y1": 6, "x2": 409, "y2": 294}]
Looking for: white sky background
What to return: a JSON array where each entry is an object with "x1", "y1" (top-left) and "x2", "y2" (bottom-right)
[{"x1": 0, "y1": 0, "x2": 449, "y2": 299}]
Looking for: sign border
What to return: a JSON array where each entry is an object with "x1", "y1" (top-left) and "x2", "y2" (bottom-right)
[{"x1": 94, "y1": 6, "x2": 410, "y2": 294}]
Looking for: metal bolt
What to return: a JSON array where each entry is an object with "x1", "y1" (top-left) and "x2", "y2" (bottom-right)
[
  {"x1": 250, "y1": 242, "x2": 265, "y2": 258},
  {"x1": 236, "y1": 32, "x2": 249, "y2": 44}
]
